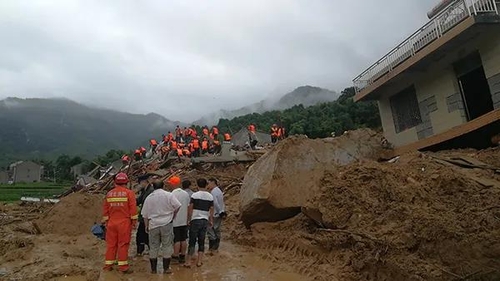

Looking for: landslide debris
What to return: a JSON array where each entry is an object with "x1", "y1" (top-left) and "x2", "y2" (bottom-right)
[
  {"x1": 239, "y1": 128, "x2": 382, "y2": 226},
  {"x1": 304, "y1": 153, "x2": 500, "y2": 280},
  {"x1": 37, "y1": 193, "x2": 103, "y2": 236}
]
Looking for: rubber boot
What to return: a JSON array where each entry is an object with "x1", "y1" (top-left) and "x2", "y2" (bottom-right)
[
  {"x1": 163, "y1": 258, "x2": 172, "y2": 274},
  {"x1": 149, "y1": 258, "x2": 157, "y2": 274}
]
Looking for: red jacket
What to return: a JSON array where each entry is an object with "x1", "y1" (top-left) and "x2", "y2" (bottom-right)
[{"x1": 103, "y1": 185, "x2": 138, "y2": 223}]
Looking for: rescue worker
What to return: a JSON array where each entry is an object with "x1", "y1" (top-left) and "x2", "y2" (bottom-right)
[
  {"x1": 134, "y1": 149, "x2": 142, "y2": 161},
  {"x1": 201, "y1": 138, "x2": 209, "y2": 155},
  {"x1": 190, "y1": 127, "x2": 197, "y2": 139},
  {"x1": 175, "y1": 126, "x2": 182, "y2": 142},
  {"x1": 270, "y1": 124, "x2": 279, "y2": 144},
  {"x1": 212, "y1": 126, "x2": 219, "y2": 140},
  {"x1": 176, "y1": 147, "x2": 184, "y2": 162},
  {"x1": 140, "y1": 147, "x2": 147, "y2": 158},
  {"x1": 184, "y1": 127, "x2": 193, "y2": 143},
  {"x1": 121, "y1": 154, "x2": 130, "y2": 165},
  {"x1": 192, "y1": 138, "x2": 201, "y2": 158},
  {"x1": 278, "y1": 126, "x2": 286, "y2": 140},
  {"x1": 223, "y1": 132, "x2": 231, "y2": 142},
  {"x1": 160, "y1": 145, "x2": 170, "y2": 160},
  {"x1": 167, "y1": 131, "x2": 174, "y2": 142},
  {"x1": 247, "y1": 124, "x2": 258, "y2": 150},
  {"x1": 150, "y1": 139, "x2": 158, "y2": 154},
  {"x1": 202, "y1": 126, "x2": 209, "y2": 137},
  {"x1": 213, "y1": 138, "x2": 222, "y2": 155},
  {"x1": 102, "y1": 172, "x2": 138, "y2": 273},
  {"x1": 182, "y1": 146, "x2": 191, "y2": 157}
]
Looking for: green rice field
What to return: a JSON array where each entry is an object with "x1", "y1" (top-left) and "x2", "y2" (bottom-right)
[{"x1": 0, "y1": 182, "x2": 70, "y2": 202}]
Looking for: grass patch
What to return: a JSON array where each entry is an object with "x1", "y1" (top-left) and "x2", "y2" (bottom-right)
[{"x1": 0, "y1": 182, "x2": 70, "y2": 201}]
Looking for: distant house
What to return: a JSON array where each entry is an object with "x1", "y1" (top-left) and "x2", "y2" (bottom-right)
[
  {"x1": 0, "y1": 171, "x2": 9, "y2": 184},
  {"x1": 352, "y1": 0, "x2": 500, "y2": 154},
  {"x1": 70, "y1": 163, "x2": 85, "y2": 178},
  {"x1": 9, "y1": 161, "x2": 43, "y2": 183},
  {"x1": 232, "y1": 127, "x2": 272, "y2": 147}
]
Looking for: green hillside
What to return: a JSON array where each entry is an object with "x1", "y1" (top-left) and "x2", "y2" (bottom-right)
[
  {"x1": 0, "y1": 98, "x2": 179, "y2": 167},
  {"x1": 217, "y1": 87, "x2": 381, "y2": 138}
]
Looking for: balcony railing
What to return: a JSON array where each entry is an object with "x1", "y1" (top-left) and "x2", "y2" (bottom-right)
[{"x1": 353, "y1": 0, "x2": 499, "y2": 93}]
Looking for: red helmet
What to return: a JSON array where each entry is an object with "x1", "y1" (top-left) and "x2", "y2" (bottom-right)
[{"x1": 115, "y1": 172, "x2": 129, "y2": 185}]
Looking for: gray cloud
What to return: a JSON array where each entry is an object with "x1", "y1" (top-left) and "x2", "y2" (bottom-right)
[{"x1": 0, "y1": 0, "x2": 437, "y2": 122}]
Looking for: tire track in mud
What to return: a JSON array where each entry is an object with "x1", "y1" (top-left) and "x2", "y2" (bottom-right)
[{"x1": 237, "y1": 234, "x2": 340, "y2": 281}]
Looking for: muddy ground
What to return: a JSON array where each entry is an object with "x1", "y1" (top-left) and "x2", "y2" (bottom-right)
[{"x1": 1, "y1": 144, "x2": 500, "y2": 281}]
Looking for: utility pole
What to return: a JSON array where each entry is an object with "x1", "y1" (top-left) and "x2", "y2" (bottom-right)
[{"x1": 53, "y1": 167, "x2": 56, "y2": 183}]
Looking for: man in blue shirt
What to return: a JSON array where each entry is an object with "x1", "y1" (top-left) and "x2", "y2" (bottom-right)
[{"x1": 207, "y1": 178, "x2": 226, "y2": 253}]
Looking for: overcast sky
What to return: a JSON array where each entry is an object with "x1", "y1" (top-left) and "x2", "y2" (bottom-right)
[{"x1": 0, "y1": 0, "x2": 437, "y2": 122}]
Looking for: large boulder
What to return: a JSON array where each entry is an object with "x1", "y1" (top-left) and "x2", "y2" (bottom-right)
[{"x1": 239, "y1": 128, "x2": 382, "y2": 227}]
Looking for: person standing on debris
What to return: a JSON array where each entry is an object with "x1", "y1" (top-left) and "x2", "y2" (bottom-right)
[
  {"x1": 134, "y1": 149, "x2": 142, "y2": 161},
  {"x1": 140, "y1": 146, "x2": 147, "y2": 158},
  {"x1": 207, "y1": 178, "x2": 226, "y2": 253},
  {"x1": 247, "y1": 124, "x2": 258, "y2": 150},
  {"x1": 150, "y1": 139, "x2": 158, "y2": 154},
  {"x1": 102, "y1": 172, "x2": 138, "y2": 274},
  {"x1": 141, "y1": 180, "x2": 181, "y2": 274},
  {"x1": 169, "y1": 176, "x2": 190, "y2": 264},
  {"x1": 175, "y1": 125, "x2": 182, "y2": 142},
  {"x1": 192, "y1": 137, "x2": 200, "y2": 158},
  {"x1": 121, "y1": 154, "x2": 130, "y2": 165},
  {"x1": 278, "y1": 126, "x2": 286, "y2": 140},
  {"x1": 184, "y1": 178, "x2": 214, "y2": 268},
  {"x1": 135, "y1": 174, "x2": 154, "y2": 256},
  {"x1": 270, "y1": 124, "x2": 279, "y2": 144}
]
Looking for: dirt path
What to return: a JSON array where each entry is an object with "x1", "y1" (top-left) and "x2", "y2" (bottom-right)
[{"x1": 54, "y1": 241, "x2": 308, "y2": 281}]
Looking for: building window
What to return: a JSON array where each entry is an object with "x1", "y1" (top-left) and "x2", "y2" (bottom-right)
[{"x1": 390, "y1": 85, "x2": 422, "y2": 133}]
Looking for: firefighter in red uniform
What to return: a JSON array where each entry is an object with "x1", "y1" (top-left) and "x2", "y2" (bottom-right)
[{"x1": 102, "y1": 172, "x2": 138, "y2": 273}]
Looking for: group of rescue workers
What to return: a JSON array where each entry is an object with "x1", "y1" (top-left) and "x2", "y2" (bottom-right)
[
  {"x1": 121, "y1": 123, "x2": 287, "y2": 164},
  {"x1": 100, "y1": 122, "x2": 287, "y2": 274},
  {"x1": 101, "y1": 172, "x2": 225, "y2": 274}
]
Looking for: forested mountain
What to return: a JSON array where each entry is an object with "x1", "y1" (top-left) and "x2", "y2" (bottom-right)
[
  {"x1": 195, "y1": 86, "x2": 339, "y2": 125},
  {"x1": 0, "y1": 98, "x2": 180, "y2": 167},
  {"x1": 217, "y1": 87, "x2": 381, "y2": 138}
]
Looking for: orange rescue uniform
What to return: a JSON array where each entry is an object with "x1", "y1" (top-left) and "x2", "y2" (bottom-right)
[
  {"x1": 102, "y1": 185, "x2": 138, "y2": 271},
  {"x1": 224, "y1": 133, "x2": 231, "y2": 141}
]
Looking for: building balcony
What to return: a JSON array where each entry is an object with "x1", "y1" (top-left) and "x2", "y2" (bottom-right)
[{"x1": 353, "y1": 0, "x2": 499, "y2": 102}]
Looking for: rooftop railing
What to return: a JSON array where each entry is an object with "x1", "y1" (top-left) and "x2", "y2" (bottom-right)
[{"x1": 353, "y1": 0, "x2": 499, "y2": 93}]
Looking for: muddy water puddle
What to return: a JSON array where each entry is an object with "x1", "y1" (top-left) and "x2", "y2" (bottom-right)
[{"x1": 56, "y1": 242, "x2": 308, "y2": 281}]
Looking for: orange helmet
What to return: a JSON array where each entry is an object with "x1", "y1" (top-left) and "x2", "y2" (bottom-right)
[
  {"x1": 168, "y1": 176, "x2": 181, "y2": 186},
  {"x1": 115, "y1": 172, "x2": 129, "y2": 185}
]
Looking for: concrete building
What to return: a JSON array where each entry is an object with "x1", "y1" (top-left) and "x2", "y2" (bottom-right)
[
  {"x1": 353, "y1": 0, "x2": 500, "y2": 154},
  {"x1": 9, "y1": 161, "x2": 43, "y2": 183},
  {"x1": 70, "y1": 163, "x2": 85, "y2": 178}
]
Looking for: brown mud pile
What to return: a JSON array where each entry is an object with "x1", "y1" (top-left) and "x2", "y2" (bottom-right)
[
  {"x1": 228, "y1": 148, "x2": 500, "y2": 281},
  {"x1": 38, "y1": 193, "x2": 103, "y2": 236},
  {"x1": 307, "y1": 155, "x2": 500, "y2": 280}
]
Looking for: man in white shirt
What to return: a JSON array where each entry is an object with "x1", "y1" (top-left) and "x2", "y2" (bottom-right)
[
  {"x1": 141, "y1": 181, "x2": 181, "y2": 274},
  {"x1": 169, "y1": 176, "x2": 190, "y2": 264},
  {"x1": 207, "y1": 178, "x2": 226, "y2": 253},
  {"x1": 184, "y1": 178, "x2": 213, "y2": 268}
]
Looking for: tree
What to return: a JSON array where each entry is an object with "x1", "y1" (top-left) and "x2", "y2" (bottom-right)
[{"x1": 216, "y1": 86, "x2": 381, "y2": 138}]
